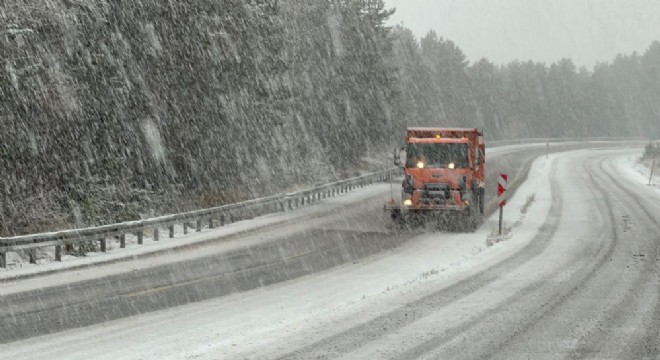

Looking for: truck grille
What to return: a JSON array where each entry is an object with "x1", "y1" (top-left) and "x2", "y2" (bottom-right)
[{"x1": 421, "y1": 183, "x2": 451, "y2": 204}]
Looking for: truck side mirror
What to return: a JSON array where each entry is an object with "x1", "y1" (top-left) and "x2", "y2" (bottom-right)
[{"x1": 393, "y1": 148, "x2": 403, "y2": 167}]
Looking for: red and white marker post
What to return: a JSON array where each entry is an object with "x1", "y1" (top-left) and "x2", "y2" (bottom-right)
[{"x1": 497, "y1": 174, "x2": 508, "y2": 235}]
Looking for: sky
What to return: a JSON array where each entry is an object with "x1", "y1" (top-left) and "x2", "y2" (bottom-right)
[{"x1": 383, "y1": 0, "x2": 660, "y2": 68}]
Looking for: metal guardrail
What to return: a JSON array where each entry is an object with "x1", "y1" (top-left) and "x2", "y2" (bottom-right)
[
  {"x1": 0, "y1": 169, "x2": 400, "y2": 268},
  {"x1": 486, "y1": 136, "x2": 647, "y2": 147},
  {"x1": 0, "y1": 136, "x2": 648, "y2": 268}
]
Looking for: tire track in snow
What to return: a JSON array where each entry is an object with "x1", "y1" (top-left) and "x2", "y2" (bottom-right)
[
  {"x1": 390, "y1": 153, "x2": 621, "y2": 360},
  {"x1": 567, "y1": 154, "x2": 660, "y2": 359}
]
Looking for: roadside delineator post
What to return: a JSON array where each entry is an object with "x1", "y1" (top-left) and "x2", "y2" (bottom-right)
[
  {"x1": 650, "y1": 159, "x2": 656, "y2": 186},
  {"x1": 498, "y1": 174, "x2": 508, "y2": 235}
]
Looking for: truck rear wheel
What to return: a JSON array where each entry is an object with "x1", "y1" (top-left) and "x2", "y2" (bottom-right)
[{"x1": 465, "y1": 198, "x2": 483, "y2": 232}]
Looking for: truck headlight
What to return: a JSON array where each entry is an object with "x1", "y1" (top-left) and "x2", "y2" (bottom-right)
[
  {"x1": 448, "y1": 162, "x2": 455, "y2": 169},
  {"x1": 417, "y1": 161, "x2": 425, "y2": 169},
  {"x1": 404, "y1": 199, "x2": 413, "y2": 206}
]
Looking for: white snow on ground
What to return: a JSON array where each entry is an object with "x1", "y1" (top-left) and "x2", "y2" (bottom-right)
[
  {"x1": 0, "y1": 183, "x2": 399, "y2": 296},
  {"x1": 617, "y1": 152, "x2": 660, "y2": 193},
  {"x1": 0, "y1": 183, "x2": 392, "y2": 281},
  {"x1": 0, "y1": 151, "x2": 559, "y2": 360},
  {"x1": 0, "y1": 141, "x2": 627, "y2": 278}
]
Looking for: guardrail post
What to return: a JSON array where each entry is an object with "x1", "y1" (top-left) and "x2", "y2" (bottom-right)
[
  {"x1": 220, "y1": 214, "x2": 226, "y2": 226},
  {"x1": 78, "y1": 242, "x2": 86, "y2": 257},
  {"x1": 209, "y1": 218, "x2": 215, "y2": 229},
  {"x1": 55, "y1": 245, "x2": 62, "y2": 261},
  {"x1": 183, "y1": 222, "x2": 188, "y2": 235},
  {"x1": 119, "y1": 234, "x2": 126, "y2": 248},
  {"x1": 196, "y1": 220, "x2": 202, "y2": 232},
  {"x1": 100, "y1": 238, "x2": 107, "y2": 252},
  {"x1": 137, "y1": 231, "x2": 144, "y2": 245},
  {"x1": 1, "y1": 251, "x2": 6, "y2": 268},
  {"x1": 154, "y1": 227, "x2": 160, "y2": 241},
  {"x1": 169, "y1": 225, "x2": 175, "y2": 238},
  {"x1": 28, "y1": 245, "x2": 37, "y2": 264}
]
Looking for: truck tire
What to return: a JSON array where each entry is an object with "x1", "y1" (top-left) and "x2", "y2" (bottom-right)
[
  {"x1": 386, "y1": 209, "x2": 405, "y2": 230},
  {"x1": 466, "y1": 197, "x2": 483, "y2": 232}
]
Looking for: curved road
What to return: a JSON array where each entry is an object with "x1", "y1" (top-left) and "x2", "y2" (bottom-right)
[
  {"x1": 278, "y1": 148, "x2": 660, "y2": 360},
  {"x1": 2, "y1": 146, "x2": 658, "y2": 359}
]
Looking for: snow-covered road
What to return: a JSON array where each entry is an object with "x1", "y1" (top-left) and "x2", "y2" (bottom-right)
[{"x1": 2, "y1": 145, "x2": 658, "y2": 359}]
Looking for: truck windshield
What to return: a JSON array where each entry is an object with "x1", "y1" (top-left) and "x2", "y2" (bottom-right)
[{"x1": 405, "y1": 143, "x2": 469, "y2": 169}]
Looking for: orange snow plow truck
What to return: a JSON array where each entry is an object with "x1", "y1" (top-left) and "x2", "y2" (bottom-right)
[{"x1": 385, "y1": 127, "x2": 485, "y2": 230}]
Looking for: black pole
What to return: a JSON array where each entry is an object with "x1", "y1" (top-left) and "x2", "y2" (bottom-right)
[
  {"x1": 650, "y1": 159, "x2": 656, "y2": 186},
  {"x1": 498, "y1": 205, "x2": 503, "y2": 235}
]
